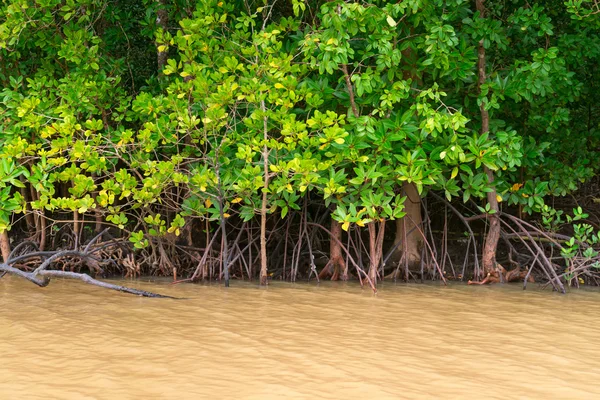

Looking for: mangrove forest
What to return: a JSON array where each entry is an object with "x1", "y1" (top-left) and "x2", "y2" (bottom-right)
[{"x1": 1, "y1": 0, "x2": 600, "y2": 296}]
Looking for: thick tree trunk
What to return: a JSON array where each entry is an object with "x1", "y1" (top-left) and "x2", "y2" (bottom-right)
[
  {"x1": 482, "y1": 168, "x2": 500, "y2": 275},
  {"x1": 393, "y1": 182, "x2": 422, "y2": 269},
  {"x1": 319, "y1": 219, "x2": 347, "y2": 281},
  {"x1": 367, "y1": 220, "x2": 386, "y2": 285},
  {"x1": 476, "y1": 0, "x2": 501, "y2": 278},
  {"x1": 0, "y1": 231, "x2": 10, "y2": 263}
]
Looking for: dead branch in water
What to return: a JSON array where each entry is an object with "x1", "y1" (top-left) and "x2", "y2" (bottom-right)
[{"x1": 0, "y1": 229, "x2": 176, "y2": 299}]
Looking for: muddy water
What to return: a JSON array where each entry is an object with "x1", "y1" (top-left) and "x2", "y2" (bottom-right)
[{"x1": 1, "y1": 278, "x2": 599, "y2": 399}]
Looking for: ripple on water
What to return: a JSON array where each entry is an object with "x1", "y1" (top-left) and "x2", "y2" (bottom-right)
[{"x1": 1, "y1": 277, "x2": 600, "y2": 399}]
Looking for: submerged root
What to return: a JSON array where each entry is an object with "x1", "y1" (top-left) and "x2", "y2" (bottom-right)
[
  {"x1": 468, "y1": 263, "x2": 535, "y2": 285},
  {"x1": 318, "y1": 255, "x2": 347, "y2": 281}
]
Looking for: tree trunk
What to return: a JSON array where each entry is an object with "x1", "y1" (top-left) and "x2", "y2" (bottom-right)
[
  {"x1": 476, "y1": 0, "x2": 501, "y2": 278},
  {"x1": 0, "y1": 231, "x2": 10, "y2": 263},
  {"x1": 319, "y1": 219, "x2": 347, "y2": 281},
  {"x1": 367, "y1": 220, "x2": 386, "y2": 285},
  {"x1": 73, "y1": 210, "x2": 80, "y2": 249},
  {"x1": 393, "y1": 182, "x2": 422, "y2": 271},
  {"x1": 259, "y1": 100, "x2": 269, "y2": 286},
  {"x1": 20, "y1": 183, "x2": 35, "y2": 236},
  {"x1": 29, "y1": 184, "x2": 46, "y2": 250},
  {"x1": 39, "y1": 211, "x2": 46, "y2": 251}
]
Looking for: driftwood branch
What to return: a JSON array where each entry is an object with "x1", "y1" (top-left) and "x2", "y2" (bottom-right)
[{"x1": 0, "y1": 238, "x2": 177, "y2": 298}]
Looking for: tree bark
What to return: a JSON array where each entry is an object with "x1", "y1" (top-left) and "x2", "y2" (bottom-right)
[
  {"x1": 476, "y1": 0, "x2": 501, "y2": 278},
  {"x1": 393, "y1": 182, "x2": 422, "y2": 270},
  {"x1": 73, "y1": 210, "x2": 80, "y2": 249},
  {"x1": 367, "y1": 220, "x2": 386, "y2": 285},
  {"x1": 0, "y1": 231, "x2": 10, "y2": 263},
  {"x1": 319, "y1": 219, "x2": 347, "y2": 280}
]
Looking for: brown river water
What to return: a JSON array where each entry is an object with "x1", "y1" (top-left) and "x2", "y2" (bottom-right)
[{"x1": 1, "y1": 277, "x2": 599, "y2": 399}]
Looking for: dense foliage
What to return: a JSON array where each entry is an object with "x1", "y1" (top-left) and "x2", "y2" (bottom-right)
[{"x1": 1, "y1": 0, "x2": 599, "y2": 288}]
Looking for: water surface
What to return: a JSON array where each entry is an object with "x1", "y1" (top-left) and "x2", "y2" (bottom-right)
[{"x1": 1, "y1": 277, "x2": 599, "y2": 399}]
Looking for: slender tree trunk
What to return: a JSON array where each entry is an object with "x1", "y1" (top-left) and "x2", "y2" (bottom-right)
[
  {"x1": 39, "y1": 211, "x2": 46, "y2": 251},
  {"x1": 0, "y1": 231, "x2": 10, "y2": 263},
  {"x1": 73, "y1": 210, "x2": 80, "y2": 249},
  {"x1": 393, "y1": 182, "x2": 422, "y2": 269},
  {"x1": 476, "y1": 0, "x2": 501, "y2": 277},
  {"x1": 333, "y1": 63, "x2": 360, "y2": 281},
  {"x1": 216, "y1": 166, "x2": 230, "y2": 287},
  {"x1": 20, "y1": 181, "x2": 35, "y2": 235},
  {"x1": 259, "y1": 99, "x2": 269, "y2": 285},
  {"x1": 93, "y1": 173, "x2": 103, "y2": 233}
]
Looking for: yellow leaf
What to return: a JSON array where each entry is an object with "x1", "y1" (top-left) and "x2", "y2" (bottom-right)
[
  {"x1": 386, "y1": 15, "x2": 397, "y2": 27},
  {"x1": 510, "y1": 183, "x2": 523, "y2": 192},
  {"x1": 334, "y1": 138, "x2": 345, "y2": 144},
  {"x1": 341, "y1": 221, "x2": 350, "y2": 231},
  {"x1": 496, "y1": 194, "x2": 502, "y2": 203},
  {"x1": 205, "y1": 198, "x2": 212, "y2": 208},
  {"x1": 326, "y1": 38, "x2": 336, "y2": 45},
  {"x1": 356, "y1": 220, "x2": 365, "y2": 227},
  {"x1": 231, "y1": 197, "x2": 243, "y2": 204},
  {"x1": 223, "y1": 213, "x2": 231, "y2": 218},
  {"x1": 274, "y1": 83, "x2": 285, "y2": 89},
  {"x1": 451, "y1": 167, "x2": 458, "y2": 179}
]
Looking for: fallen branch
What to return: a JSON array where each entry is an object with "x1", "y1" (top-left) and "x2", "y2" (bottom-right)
[{"x1": 0, "y1": 230, "x2": 177, "y2": 298}]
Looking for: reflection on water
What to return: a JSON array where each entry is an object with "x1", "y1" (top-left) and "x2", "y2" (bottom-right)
[{"x1": 1, "y1": 277, "x2": 599, "y2": 399}]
